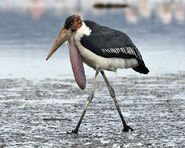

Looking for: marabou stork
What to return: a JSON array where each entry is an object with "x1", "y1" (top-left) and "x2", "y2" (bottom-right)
[{"x1": 46, "y1": 15, "x2": 149, "y2": 134}]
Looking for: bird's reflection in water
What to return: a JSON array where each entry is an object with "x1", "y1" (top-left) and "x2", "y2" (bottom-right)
[
  {"x1": 125, "y1": 5, "x2": 138, "y2": 24},
  {"x1": 174, "y1": 0, "x2": 185, "y2": 23},
  {"x1": 157, "y1": 1, "x2": 173, "y2": 24},
  {"x1": 0, "y1": 0, "x2": 185, "y2": 24},
  {"x1": 30, "y1": 0, "x2": 47, "y2": 19},
  {"x1": 138, "y1": 0, "x2": 151, "y2": 18}
]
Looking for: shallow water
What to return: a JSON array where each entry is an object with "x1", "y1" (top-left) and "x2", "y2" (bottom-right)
[{"x1": 0, "y1": 0, "x2": 185, "y2": 79}]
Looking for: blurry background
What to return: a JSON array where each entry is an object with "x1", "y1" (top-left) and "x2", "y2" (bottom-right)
[{"x1": 0, "y1": 0, "x2": 184, "y2": 79}]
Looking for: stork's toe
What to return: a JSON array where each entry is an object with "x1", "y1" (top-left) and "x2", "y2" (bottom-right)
[
  {"x1": 67, "y1": 130, "x2": 78, "y2": 134},
  {"x1": 123, "y1": 125, "x2": 134, "y2": 132}
]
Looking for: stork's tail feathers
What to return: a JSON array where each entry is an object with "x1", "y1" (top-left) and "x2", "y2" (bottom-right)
[{"x1": 133, "y1": 63, "x2": 149, "y2": 74}]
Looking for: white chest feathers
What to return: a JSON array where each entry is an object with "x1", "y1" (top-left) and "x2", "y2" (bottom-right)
[{"x1": 74, "y1": 22, "x2": 139, "y2": 71}]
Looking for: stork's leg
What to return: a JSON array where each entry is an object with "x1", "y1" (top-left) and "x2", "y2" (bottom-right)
[
  {"x1": 100, "y1": 71, "x2": 133, "y2": 132},
  {"x1": 72, "y1": 70, "x2": 99, "y2": 134}
]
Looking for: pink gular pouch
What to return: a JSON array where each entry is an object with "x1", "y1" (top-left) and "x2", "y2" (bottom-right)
[{"x1": 67, "y1": 35, "x2": 86, "y2": 90}]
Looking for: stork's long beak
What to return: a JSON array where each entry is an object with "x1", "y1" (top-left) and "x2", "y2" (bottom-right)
[{"x1": 46, "y1": 28, "x2": 72, "y2": 61}]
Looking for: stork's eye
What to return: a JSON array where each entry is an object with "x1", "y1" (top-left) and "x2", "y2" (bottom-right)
[
  {"x1": 69, "y1": 21, "x2": 74, "y2": 25},
  {"x1": 64, "y1": 21, "x2": 74, "y2": 29},
  {"x1": 64, "y1": 16, "x2": 75, "y2": 29}
]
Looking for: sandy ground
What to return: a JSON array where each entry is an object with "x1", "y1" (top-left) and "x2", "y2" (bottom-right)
[{"x1": 0, "y1": 72, "x2": 185, "y2": 147}]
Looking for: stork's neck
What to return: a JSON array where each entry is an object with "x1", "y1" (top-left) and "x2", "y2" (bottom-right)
[{"x1": 74, "y1": 22, "x2": 91, "y2": 40}]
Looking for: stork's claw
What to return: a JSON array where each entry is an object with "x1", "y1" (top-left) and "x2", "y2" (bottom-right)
[{"x1": 123, "y1": 125, "x2": 134, "y2": 132}]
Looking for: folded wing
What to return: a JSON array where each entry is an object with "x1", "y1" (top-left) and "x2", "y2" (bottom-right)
[{"x1": 80, "y1": 20, "x2": 149, "y2": 74}]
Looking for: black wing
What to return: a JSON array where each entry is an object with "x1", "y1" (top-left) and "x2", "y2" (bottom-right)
[{"x1": 81, "y1": 20, "x2": 149, "y2": 74}]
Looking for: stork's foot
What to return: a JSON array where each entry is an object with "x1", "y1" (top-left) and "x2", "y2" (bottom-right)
[
  {"x1": 72, "y1": 129, "x2": 78, "y2": 134},
  {"x1": 67, "y1": 129, "x2": 78, "y2": 134},
  {"x1": 122, "y1": 125, "x2": 134, "y2": 132}
]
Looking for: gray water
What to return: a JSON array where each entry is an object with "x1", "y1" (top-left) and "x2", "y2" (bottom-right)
[{"x1": 0, "y1": 0, "x2": 185, "y2": 79}]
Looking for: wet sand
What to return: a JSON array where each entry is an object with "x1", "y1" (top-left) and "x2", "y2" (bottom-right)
[{"x1": 0, "y1": 72, "x2": 185, "y2": 147}]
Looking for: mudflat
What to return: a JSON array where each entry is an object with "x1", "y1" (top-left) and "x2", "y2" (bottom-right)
[{"x1": 0, "y1": 72, "x2": 185, "y2": 147}]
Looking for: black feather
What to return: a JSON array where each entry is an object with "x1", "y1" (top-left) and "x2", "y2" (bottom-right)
[
  {"x1": 133, "y1": 64, "x2": 149, "y2": 74},
  {"x1": 81, "y1": 20, "x2": 149, "y2": 74}
]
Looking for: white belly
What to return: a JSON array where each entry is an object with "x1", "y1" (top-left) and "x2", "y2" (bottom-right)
[{"x1": 74, "y1": 40, "x2": 139, "y2": 72}]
